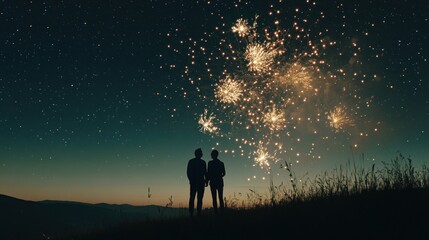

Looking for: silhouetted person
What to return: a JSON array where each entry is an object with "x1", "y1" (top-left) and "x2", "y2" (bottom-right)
[
  {"x1": 207, "y1": 149, "x2": 226, "y2": 214},
  {"x1": 187, "y1": 148, "x2": 207, "y2": 216}
]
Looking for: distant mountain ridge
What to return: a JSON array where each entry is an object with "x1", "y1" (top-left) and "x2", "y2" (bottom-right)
[
  {"x1": 0, "y1": 194, "x2": 187, "y2": 240},
  {"x1": 0, "y1": 194, "x2": 34, "y2": 204}
]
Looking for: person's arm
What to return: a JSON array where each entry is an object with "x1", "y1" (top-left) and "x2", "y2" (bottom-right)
[
  {"x1": 205, "y1": 162, "x2": 209, "y2": 186},
  {"x1": 187, "y1": 161, "x2": 191, "y2": 182},
  {"x1": 222, "y1": 162, "x2": 226, "y2": 177}
]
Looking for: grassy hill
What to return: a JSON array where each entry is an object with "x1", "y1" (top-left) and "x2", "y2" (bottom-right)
[
  {"x1": 67, "y1": 188, "x2": 429, "y2": 240},
  {"x1": 66, "y1": 154, "x2": 429, "y2": 240},
  {"x1": 2, "y1": 154, "x2": 429, "y2": 240}
]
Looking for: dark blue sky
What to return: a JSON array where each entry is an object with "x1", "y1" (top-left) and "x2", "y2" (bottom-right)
[{"x1": 0, "y1": 0, "x2": 427, "y2": 206}]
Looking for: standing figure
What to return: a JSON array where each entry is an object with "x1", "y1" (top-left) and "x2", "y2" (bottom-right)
[
  {"x1": 187, "y1": 148, "x2": 207, "y2": 216},
  {"x1": 207, "y1": 149, "x2": 226, "y2": 214}
]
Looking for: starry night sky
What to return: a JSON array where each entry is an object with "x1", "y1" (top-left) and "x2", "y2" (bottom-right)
[{"x1": 0, "y1": 0, "x2": 428, "y2": 207}]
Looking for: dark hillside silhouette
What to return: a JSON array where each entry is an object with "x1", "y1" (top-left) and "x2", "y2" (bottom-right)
[
  {"x1": 67, "y1": 155, "x2": 429, "y2": 240},
  {"x1": 0, "y1": 194, "x2": 186, "y2": 240},
  {"x1": 3, "y1": 154, "x2": 429, "y2": 240},
  {"x1": 67, "y1": 188, "x2": 429, "y2": 240}
]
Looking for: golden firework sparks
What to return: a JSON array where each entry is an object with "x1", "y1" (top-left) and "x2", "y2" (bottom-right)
[
  {"x1": 282, "y1": 63, "x2": 313, "y2": 89},
  {"x1": 167, "y1": 3, "x2": 374, "y2": 169},
  {"x1": 215, "y1": 76, "x2": 244, "y2": 104},
  {"x1": 263, "y1": 105, "x2": 286, "y2": 131},
  {"x1": 198, "y1": 109, "x2": 218, "y2": 134},
  {"x1": 328, "y1": 106, "x2": 355, "y2": 132},
  {"x1": 231, "y1": 18, "x2": 250, "y2": 37},
  {"x1": 244, "y1": 42, "x2": 280, "y2": 73},
  {"x1": 254, "y1": 144, "x2": 276, "y2": 168}
]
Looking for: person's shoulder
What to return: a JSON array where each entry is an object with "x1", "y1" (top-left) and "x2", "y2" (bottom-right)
[{"x1": 211, "y1": 159, "x2": 222, "y2": 166}]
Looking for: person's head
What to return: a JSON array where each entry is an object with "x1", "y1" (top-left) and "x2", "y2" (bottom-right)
[
  {"x1": 194, "y1": 148, "x2": 203, "y2": 158},
  {"x1": 211, "y1": 149, "x2": 219, "y2": 159}
]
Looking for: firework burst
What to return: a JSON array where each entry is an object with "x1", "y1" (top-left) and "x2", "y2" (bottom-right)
[
  {"x1": 263, "y1": 106, "x2": 286, "y2": 131},
  {"x1": 198, "y1": 109, "x2": 218, "y2": 134},
  {"x1": 244, "y1": 42, "x2": 281, "y2": 73},
  {"x1": 328, "y1": 106, "x2": 355, "y2": 132},
  {"x1": 254, "y1": 144, "x2": 277, "y2": 169},
  {"x1": 215, "y1": 76, "x2": 244, "y2": 105},
  {"x1": 281, "y1": 63, "x2": 314, "y2": 90},
  {"x1": 231, "y1": 18, "x2": 251, "y2": 38}
]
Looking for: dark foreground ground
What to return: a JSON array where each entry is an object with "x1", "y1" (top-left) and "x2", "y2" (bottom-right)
[{"x1": 65, "y1": 188, "x2": 428, "y2": 240}]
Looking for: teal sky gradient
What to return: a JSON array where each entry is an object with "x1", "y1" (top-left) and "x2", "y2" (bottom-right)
[{"x1": 0, "y1": 0, "x2": 428, "y2": 207}]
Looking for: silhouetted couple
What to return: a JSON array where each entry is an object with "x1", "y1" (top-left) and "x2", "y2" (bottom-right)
[{"x1": 187, "y1": 148, "x2": 226, "y2": 216}]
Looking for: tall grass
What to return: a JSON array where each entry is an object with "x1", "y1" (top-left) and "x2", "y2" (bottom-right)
[{"x1": 227, "y1": 153, "x2": 429, "y2": 208}]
